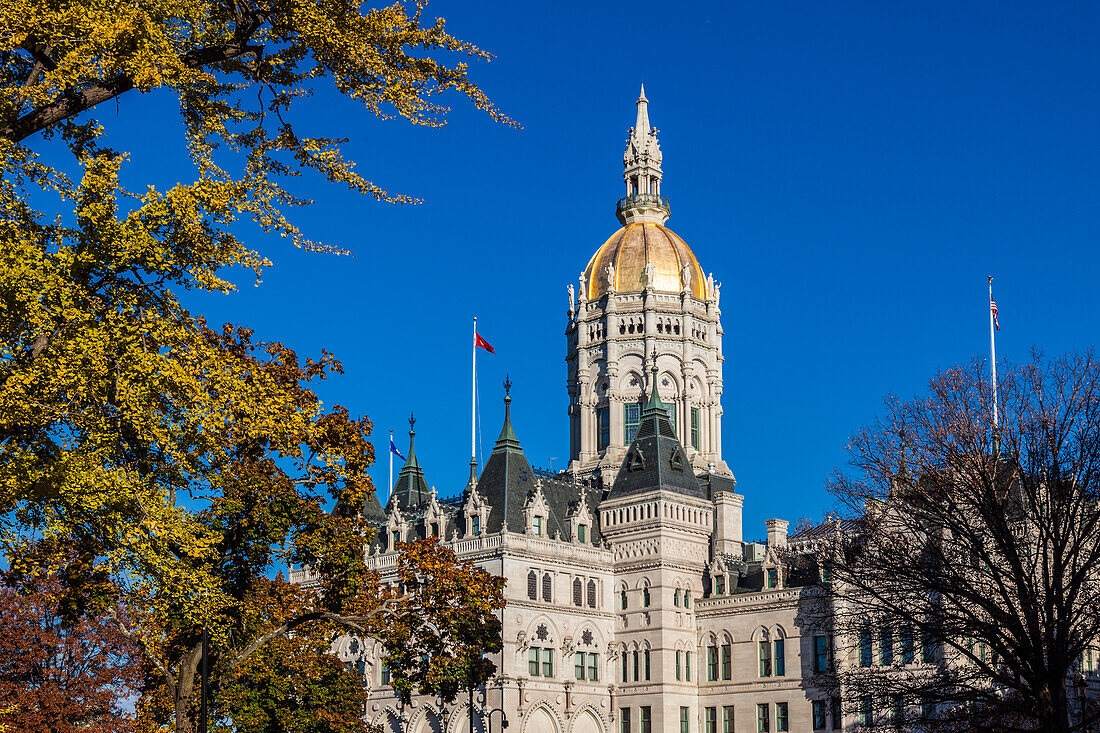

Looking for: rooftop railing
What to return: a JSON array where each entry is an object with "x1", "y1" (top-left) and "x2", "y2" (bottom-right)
[{"x1": 616, "y1": 193, "x2": 670, "y2": 213}]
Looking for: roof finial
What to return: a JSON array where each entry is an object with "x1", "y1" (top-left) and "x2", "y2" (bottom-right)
[
  {"x1": 408, "y1": 411, "x2": 416, "y2": 450},
  {"x1": 504, "y1": 374, "x2": 512, "y2": 400}
]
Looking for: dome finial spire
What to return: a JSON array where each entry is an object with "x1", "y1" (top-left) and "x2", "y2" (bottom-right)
[{"x1": 619, "y1": 86, "x2": 668, "y2": 226}]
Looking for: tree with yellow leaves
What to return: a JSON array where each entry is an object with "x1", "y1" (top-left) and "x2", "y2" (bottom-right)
[{"x1": 0, "y1": 1, "x2": 511, "y2": 732}]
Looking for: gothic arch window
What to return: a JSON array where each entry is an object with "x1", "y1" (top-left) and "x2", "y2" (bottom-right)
[
  {"x1": 587, "y1": 579, "x2": 597, "y2": 608},
  {"x1": 573, "y1": 578, "x2": 583, "y2": 607},
  {"x1": 527, "y1": 570, "x2": 537, "y2": 601},
  {"x1": 542, "y1": 573, "x2": 552, "y2": 602}
]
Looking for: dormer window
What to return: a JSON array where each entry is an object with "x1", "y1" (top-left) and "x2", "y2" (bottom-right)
[
  {"x1": 430, "y1": 522, "x2": 439, "y2": 537},
  {"x1": 577, "y1": 524, "x2": 587, "y2": 544},
  {"x1": 766, "y1": 568, "x2": 779, "y2": 589},
  {"x1": 533, "y1": 516, "x2": 544, "y2": 536},
  {"x1": 391, "y1": 531, "x2": 399, "y2": 549},
  {"x1": 472, "y1": 515, "x2": 480, "y2": 535}
]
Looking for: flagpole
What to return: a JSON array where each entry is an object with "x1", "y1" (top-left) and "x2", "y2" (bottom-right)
[
  {"x1": 472, "y1": 316, "x2": 477, "y2": 468},
  {"x1": 988, "y1": 276, "x2": 999, "y2": 432},
  {"x1": 389, "y1": 429, "x2": 393, "y2": 495}
]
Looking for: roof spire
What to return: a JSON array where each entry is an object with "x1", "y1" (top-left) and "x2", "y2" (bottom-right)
[
  {"x1": 635, "y1": 84, "x2": 650, "y2": 142},
  {"x1": 619, "y1": 85, "x2": 668, "y2": 226},
  {"x1": 493, "y1": 375, "x2": 522, "y2": 452}
]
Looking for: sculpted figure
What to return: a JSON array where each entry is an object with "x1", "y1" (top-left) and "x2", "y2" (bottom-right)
[
  {"x1": 605, "y1": 262, "x2": 616, "y2": 291},
  {"x1": 643, "y1": 260, "x2": 655, "y2": 286},
  {"x1": 707, "y1": 272, "x2": 715, "y2": 299},
  {"x1": 578, "y1": 271, "x2": 587, "y2": 300},
  {"x1": 681, "y1": 264, "x2": 692, "y2": 291},
  {"x1": 714, "y1": 281, "x2": 721, "y2": 307},
  {"x1": 567, "y1": 283, "x2": 575, "y2": 312}
]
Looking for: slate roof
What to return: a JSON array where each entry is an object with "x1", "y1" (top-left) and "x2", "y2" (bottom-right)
[
  {"x1": 369, "y1": 388, "x2": 603, "y2": 546},
  {"x1": 608, "y1": 366, "x2": 703, "y2": 500},
  {"x1": 390, "y1": 418, "x2": 430, "y2": 511},
  {"x1": 476, "y1": 390, "x2": 603, "y2": 543}
]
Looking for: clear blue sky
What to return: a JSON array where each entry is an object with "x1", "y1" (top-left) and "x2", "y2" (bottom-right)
[{"x1": 66, "y1": 1, "x2": 1100, "y2": 539}]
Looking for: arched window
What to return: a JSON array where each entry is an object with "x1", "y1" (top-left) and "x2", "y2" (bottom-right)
[
  {"x1": 542, "y1": 573, "x2": 552, "y2": 602},
  {"x1": 620, "y1": 589, "x2": 628, "y2": 610},
  {"x1": 573, "y1": 578, "x2": 583, "y2": 606},
  {"x1": 587, "y1": 579, "x2": 597, "y2": 608},
  {"x1": 527, "y1": 570, "x2": 537, "y2": 600},
  {"x1": 642, "y1": 585, "x2": 651, "y2": 607}
]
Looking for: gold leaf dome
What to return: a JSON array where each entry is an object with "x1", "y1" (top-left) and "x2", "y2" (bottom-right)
[{"x1": 583, "y1": 223, "x2": 707, "y2": 300}]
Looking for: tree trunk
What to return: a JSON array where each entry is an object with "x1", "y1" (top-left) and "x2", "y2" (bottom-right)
[
  {"x1": 174, "y1": 641, "x2": 203, "y2": 733},
  {"x1": 1039, "y1": 677, "x2": 1072, "y2": 733}
]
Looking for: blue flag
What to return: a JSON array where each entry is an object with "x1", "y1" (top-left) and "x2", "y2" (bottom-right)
[{"x1": 390, "y1": 436, "x2": 406, "y2": 462}]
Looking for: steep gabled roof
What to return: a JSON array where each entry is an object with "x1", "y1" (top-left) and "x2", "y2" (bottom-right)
[
  {"x1": 390, "y1": 414, "x2": 430, "y2": 510},
  {"x1": 475, "y1": 383, "x2": 603, "y2": 542},
  {"x1": 608, "y1": 364, "x2": 703, "y2": 500}
]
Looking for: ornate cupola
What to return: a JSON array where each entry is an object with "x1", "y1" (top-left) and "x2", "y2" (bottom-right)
[{"x1": 618, "y1": 85, "x2": 669, "y2": 226}]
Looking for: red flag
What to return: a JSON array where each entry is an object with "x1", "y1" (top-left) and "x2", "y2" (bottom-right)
[
  {"x1": 475, "y1": 332, "x2": 495, "y2": 353},
  {"x1": 990, "y1": 298, "x2": 1000, "y2": 331}
]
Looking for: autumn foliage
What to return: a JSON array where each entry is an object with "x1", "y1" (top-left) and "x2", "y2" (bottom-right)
[
  {"x1": 0, "y1": 571, "x2": 139, "y2": 733},
  {"x1": 0, "y1": 0, "x2": 511, "y2": 731}
]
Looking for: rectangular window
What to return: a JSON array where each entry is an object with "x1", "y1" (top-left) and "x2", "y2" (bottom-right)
[
  {"x1": 831, "y1": 698, "x2": 841, "y2": 730},
  {"x1": 679, "y1": 706, "x2": 689, "y2": 733},
  {"x1": 708, "y1": 645, "x2": 718, "y2": 681},
  {"x1": 642, "y1": 706, "x2": 652, "y2": 733},
  {"x1": 621, "y1": 590, "x2": 628, "y2": 610},
  {"x1": 684, "y1": 590, "x2": 691, "y2": 608},
  {"x1": 674, "y1": 588, "x2": 681, "y2": 607},
  {"x1": 757, "y1": 703, "x2": 770, "y2": 733},
  {"x1": 921, "y1": 629, "x2": 936, "y2": 663},
  {"x1": 644, "y1": 649, "x2": 651, "y2": 680},
  {"x1": 774, "y1": 639, "x2": 785, "y2": 676},
  {"x1": 766, "y1": 568, "x2": 778, "y2": 588},
  {"x1": 722, "y1": 643, "x2": 732, "y2": 680},
  {"x1": 776, "y1": 703, "x2": 789, "y2": 732},
  {"x1": 620, "y1": 708, "x2": 631, "y2": 733},
  {"x1": 577, "y1": 524, "x2": 587, "y2": 544},
  {"x1": 813, "y1": 635, "x2": 829, "y2": 673},
  {"x1": 880, "y1": 627, "x2": 894, "y2": 666},
  {"x1": 472, "y1": 515, "x2": 480, "y2": 534},
  {"x1": 533, "y1": 515, "x2": 543, "y2": 536},
  {"x1": 691, "y1": 407, "x2": 701, "y2": 449},
  {"x1": 716, "y1": 575, "x2": 726, "y2": 594},
  {"x1": 622, "y1": 653, "x2": 628, "y2": 682},
  {"x1": 588, "y1": 653, "x2": 599, "y2": 682},
  {"x1": 705, "y1": 707, "x2": 717, "y2": 733},
  {"x1": 921, "y1": 700, "x2": 934, "y2": 721},
  {"x1": 542, "y1": 648, "x2": 554, "y2": 678},
  {"x1": 758, "y1": 640, "x2": 772, "y2": 678},
  {"x1": 632, "y1": 650, "x2": 639, "y2": 681},
  {"x1": 597, "y1": 406, "x2": 610, "y2": 451},
  {"x1": 529, "y1": 648, "x2": 540, "y2": 677},
  {"x1": 624, "y1": 403, "x2": 642, "y2": 444},
  {"x1": 859, "y1": 697, "x2": 872, "y2": 727},
  {"x1": 381, "y1": 659, "x2": 390, "y2": 685},
  {"x1": 859, "y1": 628, "x2": 873, "y2": 667},
  {"x1": 891, "y1": 694, "x2": 904, "y2": 726},
  {"x1": 662, "y1": 401, "x2": 677, "y2": 432},
  {"x1": 576, "y1": 653, "x2": 586, "y2": 680},
  {"x1": 812, "y1": 701, "x2": 826, "y2": 730},
  {"x1": 676, "y1": 650, "x2": 682, "y2": 680},
  {"x1": 391, "y1": 531, "x2": 400, "y2": 549},
  {"x1": 900, "y1": 626, "x2": 915, "y2": 665},
  {"x1": 722, "y1": 706, "x2": 735, "y2": 733},
  {"x1": 685, "y1": 651, "x2": 692, "y2": 681}
]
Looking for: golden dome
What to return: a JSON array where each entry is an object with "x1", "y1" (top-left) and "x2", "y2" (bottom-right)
[{"x1": 583, "y1": 223, "x2": 708, "y2": 300}]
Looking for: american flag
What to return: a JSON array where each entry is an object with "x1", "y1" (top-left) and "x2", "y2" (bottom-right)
[{"x1": 990, "y1": 298, "x2": 1000, "y2": 331}]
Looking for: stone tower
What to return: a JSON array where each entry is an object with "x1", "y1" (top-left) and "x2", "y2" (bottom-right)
[{"x1": 566, "y1": 86, "x2": 730, "y2": 485}]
